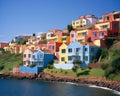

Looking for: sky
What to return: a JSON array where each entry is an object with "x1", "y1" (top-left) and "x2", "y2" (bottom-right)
[{"x1": 0, "y1": 0, "x2": 120, "y2": 42}]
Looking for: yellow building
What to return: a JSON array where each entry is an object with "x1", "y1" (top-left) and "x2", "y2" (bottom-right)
[
  {"x1": 95, "y1": 22, "x2": 110, "y2": 31},
  {"x1": 62, "y1": 36, "x2": 70, "y2": 44},
  {"x1": 59, "y1": 43, "x2": 68, "y2": 64},
  {"x1": 76, "y1": 29, "x2": 90, "y2": 42},
  {"x1": 72, "y1": 19, "x2": 82, "y2": 29},
  {"x1": 48, "y1": 36, "x2": 62, "y2": 42}
]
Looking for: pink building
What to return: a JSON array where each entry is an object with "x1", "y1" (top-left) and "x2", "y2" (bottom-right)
[
  {"x1": 70, "y1": 30, "x2": 77, "y2": 42},
  {"x1": 0, "y1": 42, "x2": 9, "y2": 48},
  {"x1": 47, "y1": 41, "x2": 62, "y2": 59}
]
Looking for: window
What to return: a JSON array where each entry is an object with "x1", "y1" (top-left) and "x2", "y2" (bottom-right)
[
  {"x1": 85, "y1": 48, "x2": 88, "y2": 51},
  {"x1": 68, "y1": 48, "x2": 72, "y2": 52},
  {"x1": 23, "y1": 54, "x2": 26, "y2": 58},
  {"x1": 93, "y1": 33, "x2": 97, "y2": 37},
  {"x1": 104, "y1": 16, "x2": 109, "y2": 21},
  {"x1": 84, "y1": 56, "x2": 88, "y2": 61},
  {"x1": 82, "y1": 32, "x2": 87, "y2": 36},
  {"x1": 62, "y1": 38, "x2": 66, "y2": 41},
  {"x1": 76, "y1": 48, "x2": 80, "y2": 52},
  {"x1": 114, "y1": 23, "x2": 119, "y2": 28},
  {"x1": 28, "y1": 61, "x2": 30, "y2": 64},
  {"x1": 114, "y1": 14, "x2": 119, "y2": 19},
  {"x1": 32, "y1": 55, "x2": 35, "y2": 59},
  {"x1": 91, "y1": 48, "x2": 94, "y2": 52},
  {"x1": 23, "y1": 61, "x2": 26, "y2": 64},
  {"x1": 71, "y1": 34, "x2": 74, "y2": 38},
  {"x1": 62, "y1": 49, "x2": 66, "y2": 53},
  {"x1": 76, "y1": 56, "x2": 80, "y2": 60},
  {"x1": 68, "y1": 56, "x2": 72, "y2": 61},
  {"x1": 52, "y1": 46, "x2": 54, "y2": 50},
  {"x1": 102, "y1": 25, "x2": 108, "y2": 29},
  {"x1": 100, "y1": 32, "x2": 104, "y2": 36},
  {"x1": 76, "y1": 21, "x2": 79, "y2": 24},
  {"x1": 28, "y1": 54, "x2": 31, "y2": 58},
  {"x1": 61, "y1": 57, "x2": 65, "y2": 61},
  {"x1": 40, "y1": 54, "x2": 43, "y2": 58}
]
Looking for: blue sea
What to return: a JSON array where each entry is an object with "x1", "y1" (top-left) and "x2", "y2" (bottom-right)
[{"x1": 0, "y1": 79, "x2": 119, "y2": 96}]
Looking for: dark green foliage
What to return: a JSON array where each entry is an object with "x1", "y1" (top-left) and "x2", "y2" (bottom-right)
[
  {"x1": 30, "y1": 64, "x2": 36, "y2": 68},
  {"x1": 105, "y1": 38, "x2": 115, "y2": 49},
  {"x1": 72, "y1": 60, "x2": 82, "y2": 77},
  {"x1": 111, "y1": 57, "x2": 120, "y2": 72},
  {"x1": 0, "y1": 48, "x2": 5, "y2": 53},
  {"x1": 33, "y1": 33, "x2": 36, "y2": 36},
  {"x1": 0, "y1": 65, "x2": 4, "y2": 70},
  {"x1": 100, "y1": 63, "x2": 109, "y2": 70},
  {"x1": 67, "y1": 24, "x2": 74, "y2": 33},
  {"x1": 17, "y1": 40, "x2": 28, "y2": 45},
  {"x1": 105, "y1": 57, "x2": 120, "y2": 78},
  {"x1": 47, "y1": 60, "x2": 54, "y2": 69},
  {"x1": 100, "y1": 48, "x2": 108, "y2": 59}
]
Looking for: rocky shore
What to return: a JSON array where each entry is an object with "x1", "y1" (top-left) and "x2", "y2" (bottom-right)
[{"x1": 0, "y1": 72, "x2": 120, "y2": 92}]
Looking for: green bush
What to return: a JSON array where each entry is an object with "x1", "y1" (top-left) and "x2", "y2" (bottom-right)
[
  {"x1": 30, "y1": 64, "x2": 36, "y2": 68},
  {"x1": 100, "y1": 63, "x2": 109, "y2": 70},
  {"x1": 0, "y1": 65, "x2": 4, "y2": 70}
]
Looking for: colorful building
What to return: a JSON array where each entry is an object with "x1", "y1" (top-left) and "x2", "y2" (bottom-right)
[
  {"x1": 70, "y1": 30, "x2": 77, "y2": 42},
  {"x1": 47, "y1": 41, "x2": 62, "y2": 59},
  {"x1": 72, "y1": 14, "x2": 98, "y2": 29},
  {"x1": 76, "y1": 29, "x2": 90, "y2": 42},
  {"x1": 0, "y1": 42, "x2": 9, "y2": 48},
  {"x1": 20, "y1": 48, "x2": 54, "y2": 73}
]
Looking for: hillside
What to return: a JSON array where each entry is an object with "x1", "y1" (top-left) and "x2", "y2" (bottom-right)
[{"x1": 0, "y1": 52, "x2": 22, "y2": 73}]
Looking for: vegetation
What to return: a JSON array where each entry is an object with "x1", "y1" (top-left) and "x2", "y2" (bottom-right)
[
  {"x1": 67, "y1": 24, "x2": 74, "y2": 33},
  {"x1": 72, "y1": 60, "x2": 82, "y2": 77},
  {"x1": 0, "y1": 52, "x2": 22, "y2": 73},
  {"x1": 44, "y1": 68, "x2": 104, "y2": 77}
]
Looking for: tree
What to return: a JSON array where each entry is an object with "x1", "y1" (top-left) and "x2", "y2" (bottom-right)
[
  {"x1": 67, "y1": 24, "x2": 74, "y2": 33},
  {"x1": 33, "y1": 33, "x2": 36, "y2": 36},
  {"x1": 105, "y1": 38, "x2": 115, "y2": 49},
  {"x1": 72, "y1": 59, "x2": 82, "y2": 77}
]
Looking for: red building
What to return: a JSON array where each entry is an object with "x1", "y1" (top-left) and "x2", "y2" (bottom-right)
[
  {"x1": 47, "y1": 41, "x2": 62, "y2": 59},
  {"x1": 0, "y1": 42, "x2": 9, "y2": 48},
  {"x1": 88, "y1": 21, "x2": 119, "y2": 42}
]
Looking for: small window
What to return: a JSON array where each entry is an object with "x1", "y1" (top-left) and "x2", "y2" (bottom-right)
[
  {"x1": 23, "y1": 54, "x2": 26, "y2": 58},
  {"x1": 102, "y1": 25, "x2": 108, "y2": 29},
  {"x1": 71, "y1": 34, "x2": 74, "y2": 38},
  {"x1": 61, "y1": 57, "x2": 65, "y2": 61},
  {"x1": 68, "y1": 56, "x2": 72, "y2": 61},
  {"x1": 104, "y1": 16, "x2": 109, "y2": 21},
  {"x1": 28, "y1": 54, "x2": 31, "y2": 58},
  {"x1": 93, "y1": 33, "x2": 97, "y2": 37},
  {"x1": 114, "y1": 14, "x2": 119, "y2": 19},
  {"x1": 84, "y1": 56, "x2": 88, "y2": 61},
  {"x1": 32, "y1": 55, "x2": 35, "y2": 59},
  {"x1": 28, "y1": 61, "x2": 30, "y2": 64},
  {"x1": 76, "y1": 48, "x2": 80, "y2": 52},
  {"x1": 62, "y1": 38, "x2": 66, "y2": 41},
  {"x1": 68, "y1": 48, "x2": 72, "y2": 52},
  {"x1": 82, "y1": 32, "x2": 87, "y2": 36},
  {"x1": 23, "y1": 61, "x2": 26, "y2": 64},
  {"x1": 62, "y1": 49, "x2": 66, "y2": 53},
  {"x1": 52, "y1": 46, "x2": 54, "y2": 50},
  {"x1": 114, "y1": 23, "x2": 119, "y2": 28},
  {"x1": 85, "y1": 48, "x2": 88, "y2": 51},
  {"x1": 100, "y1": 32, "x2": 104, "y2": 36},
  {"x1": 91, "y1": 48, "x2": 94, "y2": 52},
  {"x1": 40, "y1": 54, "x2": 43, "y2": 58}
]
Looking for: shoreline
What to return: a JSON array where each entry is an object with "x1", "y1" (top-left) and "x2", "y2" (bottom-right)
[{"x1": 0, "y1": 72, "x2": 120, "y2": 92}]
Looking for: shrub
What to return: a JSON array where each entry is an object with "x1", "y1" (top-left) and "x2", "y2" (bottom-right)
[
  {"x1": 30, "y1": 64, "x2": 36, "y2": 68},
  {"x1": 0, "y1": 65, "x2": 4, "y2": 70},
  {"x1": 100, "y1": 63, "x2": 109, "y2": 70}
]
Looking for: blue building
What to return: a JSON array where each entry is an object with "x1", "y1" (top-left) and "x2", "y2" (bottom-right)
[
  {"x1": 20, "y1": 49, "x2": 54, "y2": 73},
  {"x1": 67, "y1": 42, "x2": 99, "y2": 67}
]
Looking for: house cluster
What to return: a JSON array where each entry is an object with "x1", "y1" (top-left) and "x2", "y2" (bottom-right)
[{"x1": 2, "y1": 11, "x2": 120, "y2": 73}]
